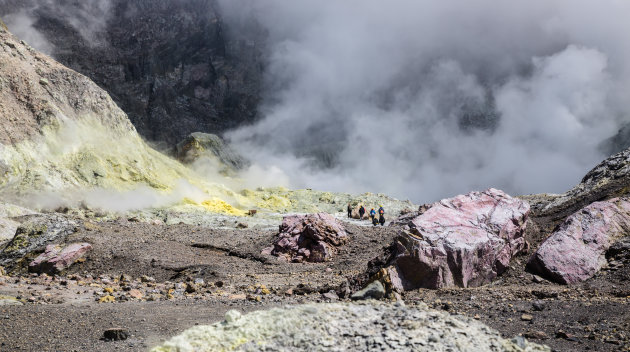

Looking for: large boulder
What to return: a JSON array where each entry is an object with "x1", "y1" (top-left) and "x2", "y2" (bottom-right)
[
  {"x1": 527, "y1": 198, "x2": 630, "y2": 284},
  {"x1": 263, "y1": 213, "x2": 348, "y2": 263},
  {"x1": 28, "y1": 242, "x2": 92, "y2": 274},
  {"x1": 386, "y1": 188, "x2": 530, "y2": 290},
  {"x1": 174, "y1": 132, "x2": 249, "y2": 172},
  {"x1": 152, "y1": 302, "x2": 550, "y2": 352}
]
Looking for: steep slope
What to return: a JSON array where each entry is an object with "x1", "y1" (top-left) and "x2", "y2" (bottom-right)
[
  {"x1": 0, "y1": 27, "x2": 247, "y2": 214},
  {"x1": 0, "y1": 0, "x2": 262, "y2": 146}
]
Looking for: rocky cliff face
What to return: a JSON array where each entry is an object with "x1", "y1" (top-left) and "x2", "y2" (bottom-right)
[{"x1": 0, "y1": 0, "x2": 262, "y2": 146}]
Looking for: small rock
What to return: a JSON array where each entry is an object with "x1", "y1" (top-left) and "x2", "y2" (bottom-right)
[
  {"x1": 128, "y1": 289, "x2": 143, "y2": 299},
  {"x1": 521, "y1": 314, "x2": 533, "y2": 321},
  {"x1": 284, "y1": 288, "x2": 293, "y2": 296},
  {"x1": 228, "y1": 294, "x2": 246, "y2": 300},
  {"x1": 532, "y1": 275, "x2": 545, "y2": 283},
  {"x1": 98, "y1": 295, "x2": 115, "y2": 303},
  {"x1": 140, "y1": 275, "x2": 155, "y2": 283},
  {"x1": 322, "y1": 290, "x2": 339, "y2": 301},
  {"x1": 350, "y1": 281, "x2": 385, "y2": 301},
  {"x1": 555, "y1": 330, "x2": 574, "y2": 340},
  {"x1": 103, "y1": 328, "x2": 129, "y2": 341},
  {"x1": 523, "y1": 331, "x2": 549, "y2": 340},
  {"x1": 185, "y1": 284, "x2": 196, "y2": 294},
  {"x1": 532, "y1": 301, "x2": 545, "y2": 311}
]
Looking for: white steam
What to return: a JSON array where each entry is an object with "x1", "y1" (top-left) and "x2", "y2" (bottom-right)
[
  {"x1": 1, "y1": 0, "x2": 112, "y2": 53},
  {"x1": 222, "y1": 0, "x2": 630, "y2": 203}
]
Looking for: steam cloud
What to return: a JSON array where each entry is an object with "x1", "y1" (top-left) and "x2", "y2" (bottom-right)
[
  {"x1": 222, "y1": 0, "x2": 630, "y2": 203},
  {"x1": 0, "y1": 0, "x2": 111, "y2": 54}
]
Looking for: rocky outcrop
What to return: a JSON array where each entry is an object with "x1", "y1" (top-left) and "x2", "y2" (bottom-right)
[
  {"x1": 0, "y1": 0, "x2": 262, "y2": 146},
  {"x1": 522, "y1": 146, "x2": 630, "y2": 234},
  {"x1": 152, "y1": 302, "x2": 550, "y2": 352},
  {"x1": 527, "y1": 198, "x2": 630, "y2": 284},
  {"x1": 0, "y1": 203, "x2": 37, "y2": 242},
  {"x1": 0, "y1": 214, "x2": 78, "y2": 270},
  {"x1": 263, "y1": 213, "x2": 348, "y2": 263},
  {"x1": 175, "y1": 132, "x2": 248, "y2": 172},
  {"x1": 386, "y1": 188, "x2": 530, "y2": 289},
  {"x1": 28, "y1": 242, "x2": 92, "y2": 274}
]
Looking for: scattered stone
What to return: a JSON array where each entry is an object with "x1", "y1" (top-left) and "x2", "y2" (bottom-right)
[
  {"x1": 140, "y1": 275, "x2": 155, "y2": 283},
  {"x1": 555, "y1": 331, "x2": 574, "y2": 340},
  {"x1": 528, "y1": 198, "x2": 630, "y2": 284},
  {"x1": 521, "y1": 314, "x2": 533, "y2": 321},
  {"x1": 385, "y1": 188, "x2": 530, "y2": 290},
  {"x1": 322, "y1": 290, "x2": 339, "y2": 301},
  {"x1": 28, "y1": 243, "x2": 92, "y2": 275},
  {"x1": 524, "y1": 331, "x2": 549, "y2": 340},
  {"x1": 350, "y1": 281, "x2": 385, "y2": 300},
  {"x1": 98, "y1": 295, "x2": 115, "y2": 303},
  {"x1": 128, "y1": 289, "x2": 143, "y2": 299},
  {"x1": 103, "y1": 328, "x2": 129, "y2": 341},
  {"x1": 532, "y1": 275, "x2": 545, "y2": 283},
  {"x1": 532, "y1": 301, "x2": 545, "y2": 311},
  {"x1": 266, "y1": 213, "x2": 348, "y2": 263}
]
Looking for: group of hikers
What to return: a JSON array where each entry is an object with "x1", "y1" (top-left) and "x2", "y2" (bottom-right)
[{"x1": 347, "y1": 203, "x2": 386, "y2": 226}]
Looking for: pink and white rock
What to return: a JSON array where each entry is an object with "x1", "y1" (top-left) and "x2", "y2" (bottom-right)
[
  {"x1": 527, "y1": 198, "x2": 630, "y2": 284},
  {"x1": 29, "y1": 243, "x2": 92, "y2": 274},
  {"x1": 264, "y1": 213, "x2": 348, "y2": 262},
  {"x1": 387, "y1": 188, "x2": 530, "y2": 290}
]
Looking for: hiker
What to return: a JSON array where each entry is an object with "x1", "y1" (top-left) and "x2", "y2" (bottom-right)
[
  {"x1": 372, "y1": 216, "x2": 378, "y2": 226},
  {"x1": 378, "y1": 205, "x2": 385, "y2": 216},
  {"x1": 369, "y1": 208, "x2": 376, "y2": 221},
  {"x1": 347, "y1": 203, "x2": 352, "y2": 218},
  {"x1": 379, "y1": 213, "x2": 385, "y2": 226},
  {"x1": 359, "y1": 205, "x2": 365, "y2": 219}
]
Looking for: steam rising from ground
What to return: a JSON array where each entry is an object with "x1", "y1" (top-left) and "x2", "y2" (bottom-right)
[
  {"x1": 0, "y1": 0, "x2": 111, "y2": 54},
  {"x1": 222, "y1": 0, "x2": 630, "y2": 203}
]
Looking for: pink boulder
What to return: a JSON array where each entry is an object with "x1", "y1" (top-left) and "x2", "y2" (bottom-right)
[
  {"x1": 265, "y1": 213, "x2": 348, "y2": 262},
  {"x1": 527, "y1": 198, "x2": 630, "y2": 284},
  {"x1": 388, "y1": 188, "x2": 530, "y2": 290},
  {"x1": 29, "y1": 243, "x2": 92, "y2": 274}
]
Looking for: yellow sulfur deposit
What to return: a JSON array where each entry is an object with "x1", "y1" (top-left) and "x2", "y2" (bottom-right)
[{"x1": 200, "y1": 199, "x2": 247, "y2": 216}]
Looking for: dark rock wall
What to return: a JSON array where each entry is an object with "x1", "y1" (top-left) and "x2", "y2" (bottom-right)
[{"x1": 0, "y1": 0, "x2": 263, "y2": 146}]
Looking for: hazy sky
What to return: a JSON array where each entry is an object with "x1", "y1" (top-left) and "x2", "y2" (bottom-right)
[{"x1": 221, "y1": 0, "x2": 630, "y2": 203}]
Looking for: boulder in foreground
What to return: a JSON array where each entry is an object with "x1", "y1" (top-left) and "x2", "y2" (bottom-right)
[
  {"x1": 263, "y1": 213, "x2": 348, "y2": 262},
  {"x1": 151, "y1": 302, "x2": 549, "y2": 352},
  {"x1": 28, "y1": 243, "x2": 92, "y2": 274},
  {"x1": 527, "y1": 198, "x2": 630, "y2": 284},
  {"x1": 386, "y1": 188, "x2": 530, "y2": 289}
]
